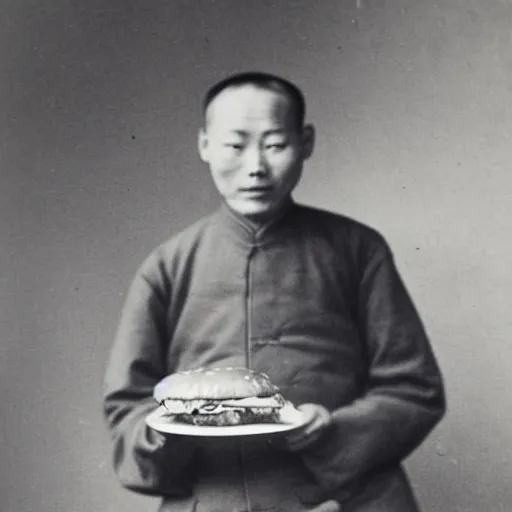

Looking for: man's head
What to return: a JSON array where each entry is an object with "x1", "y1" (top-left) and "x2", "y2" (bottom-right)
[{"x1": 198, "y1": 72, "x2": 315, "y2": 221}]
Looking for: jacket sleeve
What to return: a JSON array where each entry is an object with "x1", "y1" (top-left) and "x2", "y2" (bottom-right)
[
  {"x1": 299, "y1": 241, "x2": 446, "y2": 496},
  {"x1": 102, "y1": 265, "x2": 197, "y2": 497}
]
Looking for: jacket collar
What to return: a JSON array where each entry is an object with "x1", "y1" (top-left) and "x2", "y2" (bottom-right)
[{"x1": 214, "y1": 198, "x2": 298, "y2": 247}]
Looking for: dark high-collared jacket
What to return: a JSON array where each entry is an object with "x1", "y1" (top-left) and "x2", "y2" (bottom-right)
[{"x1": 103, "y1": 201, "x2": 445, "y2": 512}]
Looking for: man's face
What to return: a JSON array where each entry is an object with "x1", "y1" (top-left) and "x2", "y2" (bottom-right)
[{"x1": 198, "y1": 85, "x2": 314, "y2": 220}]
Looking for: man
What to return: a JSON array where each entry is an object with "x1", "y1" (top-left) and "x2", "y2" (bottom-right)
[{"x1": 103, "y1": 71, "x2": 445, "y2": 512}]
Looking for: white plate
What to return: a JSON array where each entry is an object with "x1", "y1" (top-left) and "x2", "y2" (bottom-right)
[{"x1": 145, "y1": 404, "x2": 306, "y2": 437}]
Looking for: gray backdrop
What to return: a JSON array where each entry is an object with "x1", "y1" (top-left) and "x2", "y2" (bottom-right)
[{"x1": 2, "y1": 1, "x2": 511, "y2": 511}]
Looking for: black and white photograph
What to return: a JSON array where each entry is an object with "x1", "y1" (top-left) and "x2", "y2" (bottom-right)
[{"x1": 1, "y1": 1, "x2": 511, "y2": 511}]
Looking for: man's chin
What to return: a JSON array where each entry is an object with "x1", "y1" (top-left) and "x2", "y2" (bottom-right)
[{"x1": 226, "y1": 199, "x2": 276, "y2": 219}]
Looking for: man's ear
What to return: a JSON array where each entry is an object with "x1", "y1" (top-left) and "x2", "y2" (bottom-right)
[
  {"x1": 198, "y1": 127, "x2": 210, "y2": 163},
  {"x1": 301, "y1": 124, "x2": 315, "y2": 160}
]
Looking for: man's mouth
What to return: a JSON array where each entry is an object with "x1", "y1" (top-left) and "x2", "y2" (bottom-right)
[{"x1": 239, "y1": 186, "x2": 273, "y2": 193}]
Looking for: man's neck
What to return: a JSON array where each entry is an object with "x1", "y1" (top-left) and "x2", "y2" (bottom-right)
[{"x1": 225, "y1": 198, "x2": 293, "y2": 233}]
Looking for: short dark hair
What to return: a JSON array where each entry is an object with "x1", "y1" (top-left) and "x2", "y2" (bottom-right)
[{"x1": 203, "y1": 71, "x2": 306, "y2": 128}]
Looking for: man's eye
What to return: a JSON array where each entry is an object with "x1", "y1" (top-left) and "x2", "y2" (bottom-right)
[
  {"x1": 265, "y1": 143, "x2": 287, "y2": 151},
  {"x1": 224, "y1": 143, "x2": 244, "y2": 150}
]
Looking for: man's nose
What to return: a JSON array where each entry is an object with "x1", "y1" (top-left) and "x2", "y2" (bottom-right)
[{"x1": 245, "y1": 148, "x2": 268, "y2": 177}]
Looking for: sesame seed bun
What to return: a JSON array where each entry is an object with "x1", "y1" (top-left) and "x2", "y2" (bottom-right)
[{"x1": 153, "y1": 366, "x2": 279, "y2": 403}]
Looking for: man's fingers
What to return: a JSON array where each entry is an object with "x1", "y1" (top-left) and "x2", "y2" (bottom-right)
[
  {"x1": 286, "y1": 429, "x2": 324, "y2": 451},
  {"x1": 288, "y1": 415, "x2": 325, "y2": 441},
  {"x1": 308, "y1": 499, "x2": 341, "y2": 512},
  {"x1": 298, "y1": 403, "x2": 332, "y2": 426},
  {"x1": 278, "y1": 403, "x2": 333, "y2": 452},
  {"x1": 296, "y1": 405, "x2": 332, "y2": 437},
  {"x1": 285, "y1": 417, "x2": 329, "y2": 451}
]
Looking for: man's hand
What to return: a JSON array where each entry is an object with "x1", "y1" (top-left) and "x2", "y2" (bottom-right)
[
  {"x1": 308, "y1": 499, "x2": 341, "y2": 512},
  {"x1": 282, "y1": 403, "x2": 332, "y2": 452}
]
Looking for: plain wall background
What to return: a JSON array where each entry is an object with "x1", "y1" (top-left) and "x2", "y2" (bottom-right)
[{"x1": 2, "y1": 1, "x2": 511, "y2": 511}]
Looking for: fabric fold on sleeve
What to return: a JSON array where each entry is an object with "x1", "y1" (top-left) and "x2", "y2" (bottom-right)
[
  {"x1": 103, "y1": 265, "x2": 198, "y2": 497},
  {"x1": 298, "y1": 242, "x2": 446, "y2": 494}
]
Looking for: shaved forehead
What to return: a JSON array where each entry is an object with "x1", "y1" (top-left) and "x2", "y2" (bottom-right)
[{"x1": 204, "y1": 84, "x2": 299, "y2": 131}]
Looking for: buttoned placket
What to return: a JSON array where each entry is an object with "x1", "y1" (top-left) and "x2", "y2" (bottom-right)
[
  {"x1": 242, "y1": 245, "x2": 256, "y2": 512},
  {"x1": 244, "y1": 245, "x2": 257, "y2": 371},
  {"x1": 214, "y1": 202, "x2": 296, "y2": 512}
]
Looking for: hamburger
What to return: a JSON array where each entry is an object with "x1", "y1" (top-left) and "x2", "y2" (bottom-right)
[{"x1": 153, "y1": 367, "x2": 287, "y2": 426}]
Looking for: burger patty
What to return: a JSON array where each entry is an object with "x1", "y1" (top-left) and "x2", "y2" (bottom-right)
[{"x1": 175, "y1": 408, "x2": 281, "y2": 426}]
